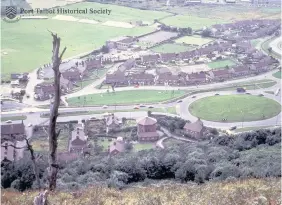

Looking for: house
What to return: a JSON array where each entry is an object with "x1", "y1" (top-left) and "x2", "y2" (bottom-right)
[
  {"x1": 85, "y1": 58, "x2": 102, "y2": 70},
  {"x1": 106, "y1": 36, "x2": 135, "y2": 50},
  {"x1": 160, "y1": 53, "x2": 178, "y2": 62},
  {"x1": 68, "y1": 124, "x2": 88, "y2": 153},
  {"x1": 1, "y1": 121, "x2": 26, "y2": 141},
  {"x1": 10, "y1": 73, "x2": 29, "y2": 81},
  {"x1": 105, "y1": 113, "x2": 122, "y2": 133},
  {"x1": 207, "y1": 69, "x2": 233, "y2": 81},
  {"x1": 136, "y1": 116, "x2": 159, "y2": 141},
  {"x1": 118, "y1": 58, "x2": 135, "y2": 71},
  {"x1": 156, "y1": 72, "x2": 180, "y2": 85},
  {"x1": 186, "y1": 72, "x2": 207, "y2": 84},
  {"x1": 183, "y1": 118, "x2": 205, "y2": 138},
  {"x1": 61, "y1": 68, "x2": 81, "y2": 81},
  {"x1": 105, "y1": 70, "x2": 128, "y2": 86},
  {"x1": 109, "y1": 137, "x2": 125, "y2": 155},
  {"x1": 231, "y1": 65, "x2": 251, "y2": 77},
  {"x1": 129, "y1": 72, "x2": 155, "y2": 85},
  {"x1": 140, "y1": 54, "x2": 160, "y2": 64},
  {"x1": 1, "y1": 141, "x2": 16, "y2": 162},
  {"x1": 60, "y1": 76, "x2": 73, "y2": 93}
]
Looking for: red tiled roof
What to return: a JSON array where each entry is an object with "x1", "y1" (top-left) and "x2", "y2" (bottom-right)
[
  {"x1": 137, "y1": 116, "x2": 157, "y2": 126},
  {"x1": 184, "y1": 119, "x2": 204, "y2": 133}
]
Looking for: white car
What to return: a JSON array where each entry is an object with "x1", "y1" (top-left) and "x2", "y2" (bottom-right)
[
  {"x1": 5, "y1": 120, "x2": 12, "y2": 123},
  {"x1": 102, "y1": 105, "x2": 108, "y2": 109},
  {"x1": 28, "y1": 123, "x2": 33, "y2": 127}
]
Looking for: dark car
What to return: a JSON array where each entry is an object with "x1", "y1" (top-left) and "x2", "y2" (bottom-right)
[
  {"x1": 177, "y1": 100, "x2": 183, "y2": 103},
  {"x1": 148, "y1": 106, "x2": 154, "y2": 109},
  {"x1": 246, "y1": 92, "x2": 251, "y2": 95},
  {"x1": 140, "y1": 104, "x2": 146, "y2": 107},
  {"x1": 215, "y1": 93, "x2": 220, "y2": 96},
  {"x1": 237, "y1": 88, "x2": 246, "y2": 93},
  {"x1": 258, "y1": 94, "x2": 264, "y2": 97},
  {"x1": 192, "y1": 96, "x2": 196, "y2": 98},
  {"x1": 230, "y1": 126, "x2": 237, "y2": 130}
]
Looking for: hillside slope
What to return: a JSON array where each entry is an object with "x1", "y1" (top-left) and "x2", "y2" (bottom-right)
[{"x1": 1, "y1": 178, "x2": 281, "y2": 205}]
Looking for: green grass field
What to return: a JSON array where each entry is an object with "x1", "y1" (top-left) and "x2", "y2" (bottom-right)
[
  {"x1": 207, "y1": 60, "x2": 236, "y2": 69},
  {"x1": 272, "y1": 71, "x2": 281, "y2": 79},
  {"x1": 189, "y1": 95, "x2": 281, "y2": 122},
  {"x1": 133, "y1": 143, "x2": 155, "y2": 151},
  {"x1": 1, "y1": 19, "x2": 153, "y2": 76},
  {"x1": 31, "y1": 134, "x2": 68, "y2": 152},
  {"x1": 67, "y1": 90, "x2": 186, "y2": 106},
  {"x1": 62, "y1": 2, "x2": 169, "y2": 23},
  {"x1": 175, "y1": 35, "x2": 213, "y2": 45},
  {"x1": 161, "y1": 15, "x2": 226, "y2": 29},
  {"x1": 151, "y1": 43, "x2": 195, "y2": 53}
]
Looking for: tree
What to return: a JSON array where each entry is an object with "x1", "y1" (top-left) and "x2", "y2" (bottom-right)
[
  {"x1": 101, "y1": 45, "x2": 109, "y2": 54},
  {"x1": 268, "y1": 47, "x2": 272, "y2": 53},
  {"x1": 201, "y1": 29, "x2": 212, "y2": 37},
  {"x1": 48, "y1": 32, "x2": 67, "y2": 191}
]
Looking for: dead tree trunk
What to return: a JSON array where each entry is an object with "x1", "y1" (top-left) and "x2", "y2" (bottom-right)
[{"x1": 48, "y1": 33, "x2": 66, "y2": 191}]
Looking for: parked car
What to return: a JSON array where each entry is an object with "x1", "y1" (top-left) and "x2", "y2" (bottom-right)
[
  {"x1": 177, "y1": 100, "x2": 183, "y2": 103},
  {"x1": 26, "y1": 94, "x2": 30, "y2": 98},
  {"x1": 102, "y1": 105, "x2": 108, "y2": 109},
  {"x1": 230, "y1": 126, "x2": 237, "y2": 130},
  {"x1": 258, "y1": 94, "x2": 264, "y2": 96},
  {"x1": 134, "y1": 105, "x2": 139, "y2": 109},
  {"x1": 140, "y1": 104, "x2": 146, "y2": 107},
  {"x1": 148, "y1": 106, "x2": 154, "y2": 109},
  {"x1": 215, "y1": 93, "x2": 220, "y2": 96},
  {"x1": 192, "y1": 96, "x2": 196, "y2": 98},
  {"x1": 90, "y1": 117, "x2": 96, "y2": 120},
  {"x1": 246, "y1": 93, "x2": 251, "y2": 95},
  {"x1": 237, "y1": 88, "x2": 246, "y2": 93},
  {"x1": 28, "y1": 123, "x2": 33, "y2": 127},
  {"x1": 5, "y1": 120, "x2": 12, "y2": 123},
  {"x1": 29, "y1": 111, "x2": 34, "y2": 114}
]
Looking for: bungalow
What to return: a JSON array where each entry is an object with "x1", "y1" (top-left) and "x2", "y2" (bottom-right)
[
  {"x1": 109, "y1": 137, "x2": 125, "y2": 155},
  {"x1": 129, "y1": 72, "x2": 155, "y2": 85},
  {"x1": 186, "y1": 72, "x2": 207, "y2": 84},
  {"x1": 34, "y1": 83, "x2": 55, "y2": 100},
  {"x1": 208, "y1": 69, "x2": 233, "y2": 81},
  {"x1": 105, "y1": 113, "x2": 122, "y2": 133},
  {"x1": 10, "y1": 73, "x2": 29, "y2": 82},
  {"x1": 61, "y1": 67, "x2": 81, "y2": 81},
  {"x1": 106, "y1": 36, "x2": 135, "y2": 50},
  {"x1": 183, "y1": 118, "x2": 205, "y2": 139},
  {"x1": 136, "y1": 116, "x2": 159, "y2": 142},
  {"x1": 160, "y1": 53, "x2": 178, "y2": 62},
  {"x1": 60, "y1": 76, "x2": 74, "y2": 93}
]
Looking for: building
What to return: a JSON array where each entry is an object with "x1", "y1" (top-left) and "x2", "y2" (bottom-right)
[
  {"x1": 105, "y1": 114, "x2": 122, "y2": 133},
  {"x1": 85, "y1": 58, "x2": 102, "y2": 70},
  {"x1": 61, "y1": 68, "x2": 81, "y2": 81},
  {"x1": 105, "y1": 70, "x2": 128, "y2": 86},
  {"x1": 183, "y1": 118, "x2": 205, "y2": 138},
  {"x1": 207, "y1": 69, "x2": 233, "y2": 81},
  {"x1": 106, "y1": 36, "x2": 135, "y2": 50},
  {"x1": 1, "y1": 121, "x2": 26, "y2": 141},
  {"x1": 136, "y1": 116, "x2": 159, "y2": 141},
  {"x1": 186, "y1": 72, "x2": 207, "y2": 84},
  {"x1": 140, "y1": 54, "x2": 160, "y2": 64},
  {"x1": 160, "y1": 53, "x2": 178, "y2": 62},
  {"x1": 232, "y1": 65, "x2": 250, "y2": 77},
  {"x1": 1, "y1": 141, "x2": 16, "y2": 162},
  {"x1": 109, "y1": 137, "x2": 125, "y2": 155},
  {"x1": 129, "y1": 72, "x2": 155, "y2": 85},
  {"x1": 68, "y1": 124, "x2": 88, "y2": 153},
  {"x1": 10, "y1": 73, "x2": 29, "y2": 82}
]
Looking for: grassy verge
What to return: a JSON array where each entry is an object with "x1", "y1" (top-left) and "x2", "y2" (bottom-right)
[
  {"x1": 261, "y1": 37, "x2": 281, "y2": 59},
  {"x1": 233, "y1": 126, "x2": 280, "y2": 133},
  {"x1": 272, "y1": 71, "x2": 281, "y2": 79},
  {"x1": 1, "y1": 115, "x2": 27, "y2": 122},
  {"x1": 67, "y1": 90, "x2": 187, "y2": 106},
  {"x1": 207, "y1": 59, "x2": 236, "y2": 69}
]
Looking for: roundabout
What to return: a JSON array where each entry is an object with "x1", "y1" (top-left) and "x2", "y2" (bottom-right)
[{"x1": 188, "y1": 95, "x2": 281, "y2": 122}]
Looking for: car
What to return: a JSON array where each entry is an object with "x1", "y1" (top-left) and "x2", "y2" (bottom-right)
[
  {"x1": 29, "y1": 111, "x2": 34, "y2": 114},
  {"x1": 215, "y1": 93, "x2": 220, "y2": 96},
  {"x1": 230, "y1": 126, "x2": 237, "y2": 130},
  {"x1": 245, "y1": 92, "x2": 251, "y2": 95},
  {"x1": 258, "y1": 94, "x2": 264, "y2": 97},
  {"x1": 192, "y1": 96, "x2": 196, "y2": 98},
  {"x1": 140, "y1": 104, "x2": 146, "y2": 107},
  {"x1": 26, "y1": 94, "x2": 30, "y2": 98},
  {"x1": 90, "y1": 117, "x2": 96, "y2": 120},
  {"x1": 148, "y1": 106, "x2": 154, "y2": 109},
  {"x1": 134, "y1": 106, "x2": 139, "y2": 109},
  {"x1": 5, "y1": 120, "x2": 12, "y2": 123},
  {"x1": 102, "y1": 105, "x2": 108, "y2": 109},
  {"x1": 177, "y1": 100, "x2": 183, "y2": 103},
  {"x1": 28, "y1": 123, "x2": 33, "y2": 127}
]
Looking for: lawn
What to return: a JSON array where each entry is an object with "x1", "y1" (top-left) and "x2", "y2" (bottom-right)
[
  {"x1": 272, "y1": 71, "x2": 281, "y2": 79},
  {"x1": 1, "y1": 115, "x2": 27, "y2": 122},
  {"x1": 133, "y1": 143, "x2": 155, "y2": 151},
  {"x1": 189, "y1": 95, "x2": 281, "y2": 122},
  {"x1": 1, "y1": 19, "x2": 153, "y2": 76},
  {"x1": 175, "y1": 35, "x2": 213, "y2": 46},
  {"x1": 67, "y1": 90, "x2": 186, "y2": 106},
  {"x1": 233, "y1": 126, "x2": 280, "y2": 133},
  {"x1": 151, "y1": 43, "x2": 195, "y2": 53},
  {"x1": 207, "y1": 60, "x2": 236, "y2": 69},
  {"x1": 160, "y1": 15, "x2": 226, "y2": 29},
  {"x1": 62, "y1": 2, "x2": 170, "y2": 23},
  {"x1": 31, "y1": 134, "x2": 68, "y2": 152}
]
